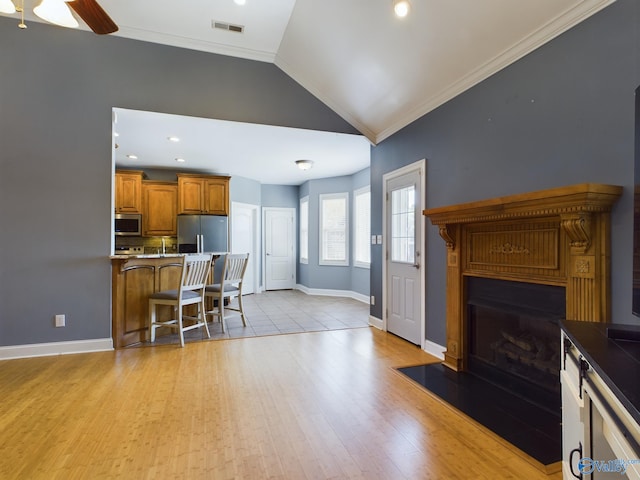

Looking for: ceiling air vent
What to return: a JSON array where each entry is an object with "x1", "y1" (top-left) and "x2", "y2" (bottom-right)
[{"x1": 212, "y1": 20, "x2": 244, "y2": 33}]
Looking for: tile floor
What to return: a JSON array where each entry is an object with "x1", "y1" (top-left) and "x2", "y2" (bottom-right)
[{"x1": 139, "y1": 289, "x2": 371, "y2": 347}]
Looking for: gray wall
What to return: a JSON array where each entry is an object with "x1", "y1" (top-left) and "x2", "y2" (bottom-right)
[
  {"x1": 230, "y1": 176, "x2": 262, "y2": 206},
  {"x1": 370, "y1": 0, "x2": 640, "y2": 345},
  {"x1": 261, "y1": 185, "x2": 299, "y2": 209},
  {"x1": 350, "y1": 168, "x2": 371, "y2": 296},
  {"x1": 0, "y1": 19, "x2": 356, "y2": 347},
  {"x1": 297, "y1": 168, "x2": 371, "y2": 296}
]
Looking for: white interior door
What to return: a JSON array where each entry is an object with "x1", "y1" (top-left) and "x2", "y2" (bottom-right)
[
  {"x1": 385, "y1": 163, "x2": 425, "y2": 346},
  {"x1": 231, "y1": 202, "x2": 259, "y2": 294},
  {"x1": 264, "y1": 208, "x2": 295, "y2": 290}
]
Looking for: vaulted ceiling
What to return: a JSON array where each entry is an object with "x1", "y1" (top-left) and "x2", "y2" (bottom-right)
[{"x1": 91, "y1": 0, "x2": 616, "y2": 143}]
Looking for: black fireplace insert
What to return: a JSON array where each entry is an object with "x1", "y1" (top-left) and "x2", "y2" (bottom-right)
[{"x1": 466, "y1": 277, "x2": 566, "y2": 413}]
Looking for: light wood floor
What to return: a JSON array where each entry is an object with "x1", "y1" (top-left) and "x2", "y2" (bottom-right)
[{"x1": 0, "y1": 328, "x2": 562, "y2": 479}]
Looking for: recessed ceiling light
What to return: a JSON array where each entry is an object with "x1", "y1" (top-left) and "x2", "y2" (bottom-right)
[
  {"x1": 175, "y1": 158, "x2": 186, "y2": 163},
  {"x1": 127, "y1": 154, "x2": 138, "y2": 160},
  {"x1": 168, "y1": 136, "x2": 180, "y2": 142},
  {"x1": 113, "y1": 132, "x2": 119, "y2": 137},
  {"x1": 393, "y1": 0, "x2": 411, "y2": 18},
  {"x1": 234, "y1": 0, "x2": 246, "y2": 5}
]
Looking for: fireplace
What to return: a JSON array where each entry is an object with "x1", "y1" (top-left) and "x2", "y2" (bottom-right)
[
  {"x1": 423, "y1": 184, "x2": 622, "y2": 374},
  {"x1": 466, "y1": 277, "x2": 565, "y2": 411}
]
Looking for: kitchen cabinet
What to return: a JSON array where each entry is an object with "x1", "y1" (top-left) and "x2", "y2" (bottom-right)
[
  {"x1": 111, "y1": 254, "x2": 220, "y2": 348},
  {"x1": 142, "y1": 181, "x2": 177, "y2": 236},
  {"x1": 111, "y1": 256, "x2": 184, "y2": 348},
  {"x1": 115, "y1": 170, "x2": 143, "y2": 213},
  {"x1": 177, "y1": 174, "x2": 230, "y2": 215},
  {"x1": 561, "y1": 322, "x2": 640, "y2": 480}
]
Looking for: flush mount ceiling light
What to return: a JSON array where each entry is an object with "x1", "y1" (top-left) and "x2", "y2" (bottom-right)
[
  {"x1": 295, "y1": 159, "x2": 313, "y2": 171},
  {"x1": 392, "y1": 0, "x2": 411, "y2": 18}
]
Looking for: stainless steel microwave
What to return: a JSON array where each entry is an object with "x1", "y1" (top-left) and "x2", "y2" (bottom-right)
[{"x1": 114, "y1": 213, "x2": 142, "y2": 236}]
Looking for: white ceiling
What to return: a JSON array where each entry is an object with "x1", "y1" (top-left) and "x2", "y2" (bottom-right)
[
  {"x1": 113, "y1": 108, "x2": 371, "y2": 185},
  {"x1": 4, "y1": 0, "x2": 616, "y2": 182}
]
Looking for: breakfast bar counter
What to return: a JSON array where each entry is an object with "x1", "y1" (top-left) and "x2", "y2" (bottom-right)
[{"x1": 111, "y1": 255, "x2": 185, "y2": 348}]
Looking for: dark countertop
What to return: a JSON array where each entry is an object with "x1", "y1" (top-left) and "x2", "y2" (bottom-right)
[
  {"x1": 110, "y1": 252, "x2": 227, "y2": 260},
  {"x1": 560, "y1": 320, "x2": 640, "y2": 425}
]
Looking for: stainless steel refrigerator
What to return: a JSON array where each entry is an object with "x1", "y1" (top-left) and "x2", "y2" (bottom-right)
[{"x1": 177, "y1": 215, "x2": 229, "y2": 282}]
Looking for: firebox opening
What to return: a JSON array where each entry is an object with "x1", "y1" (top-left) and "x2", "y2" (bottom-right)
[{"x1": 466, "y1": 277, "x2": 565, "y2": 414}]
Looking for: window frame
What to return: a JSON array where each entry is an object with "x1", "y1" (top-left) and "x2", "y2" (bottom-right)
[
  {"x1": 299, "y1": 196, "x2": 309, "y2": 264},
  {"x1": 319, "y1": 192, "x2": 349, "y2": 266}
]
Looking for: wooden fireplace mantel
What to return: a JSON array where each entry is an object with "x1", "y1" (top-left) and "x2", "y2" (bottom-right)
[{"x1": 423, "y1": 183, "x2": 622, "y2": 371}]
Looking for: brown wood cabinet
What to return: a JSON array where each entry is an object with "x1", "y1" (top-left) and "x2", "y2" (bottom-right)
[
  {"x1": 111, "y1": 255, "x2": 220, "y2": 348},
  {"x1": 111, "y1": 256, "x2": 183, "y2": 348},
  {"x1": 177, "y1": 174, "x2": 230, "y2": 215},
  {"x1": 142, "y1": 181, "x2": 177, "y2": 236},
  {"x1": 115, "y1": 170, "x2": 143, "y2": 213}
]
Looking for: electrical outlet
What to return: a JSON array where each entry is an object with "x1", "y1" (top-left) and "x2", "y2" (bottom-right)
[
  {"x1": 370, "y1": 295, "x2": 375, "y2": 306},
  {"x1": 55, "y1": 314, "x2": 66, "y2": 327}
]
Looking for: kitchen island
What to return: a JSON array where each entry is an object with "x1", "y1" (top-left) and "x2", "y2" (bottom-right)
[{"x1": 111, "y1": 253, "x2": 225, "y2": 348}]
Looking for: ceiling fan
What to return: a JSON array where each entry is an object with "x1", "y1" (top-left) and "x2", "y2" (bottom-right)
[
  {"x1": 0, "y1": 0, "x2": 118, "y2": 34},
  {"x1": 68, "y1": 0, "x2": 117, "y2": 34}
]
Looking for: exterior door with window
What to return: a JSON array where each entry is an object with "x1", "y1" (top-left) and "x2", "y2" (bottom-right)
[{"x1": 385, "y1": 168, "x2": 423, "y2": 345}]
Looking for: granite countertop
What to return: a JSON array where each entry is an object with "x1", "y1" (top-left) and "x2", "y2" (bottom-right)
[
  {"x1": 110, "y1": 254, "x2": 184, "y2": 259},
  {"x1": 560, "y1": 319, "x2": 640, "y2": 425},
  {"x1": 110, "y1": 252, "x2": 227, "y2": 260}
]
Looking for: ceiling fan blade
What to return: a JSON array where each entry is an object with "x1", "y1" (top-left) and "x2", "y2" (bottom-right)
[{"x1": 68, "y1": 0, "x2": 118, "y2": 35}]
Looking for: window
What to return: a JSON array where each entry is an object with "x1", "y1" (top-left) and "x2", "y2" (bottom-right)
[
  {"x1": 319, "y1": 192, "x2": 349, "y2": 266},
  {"x1": 299, "y1": 196, "x2": 309, "y2": 264},
  {"x1": 391, "y1": 185, "x2": 415, "y2": 263},
  {"x1": 354, "y1": 186, "x2": 371, "y2": 268}
]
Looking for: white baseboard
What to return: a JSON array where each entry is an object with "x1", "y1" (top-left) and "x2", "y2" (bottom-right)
[
  {"x1": 295, "y1": 284, "x2": 370, "y2": 304},
  {"x1": 0, "y1": 338, "x2": 113, "y2": 361},
  {"x1": 369, "y1": 315, "x2": 384, "y2": 330},
  {"x1": 424, "y1": 339, "x2": 446, "y2": 360}
]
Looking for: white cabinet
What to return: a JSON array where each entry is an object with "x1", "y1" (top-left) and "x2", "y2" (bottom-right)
[
  {"x1": 561, "y1": 334, "x2": 586, "y2": 479},
  {"x1": 561, "y1": 331, "x2": 640, "y2": 480}
]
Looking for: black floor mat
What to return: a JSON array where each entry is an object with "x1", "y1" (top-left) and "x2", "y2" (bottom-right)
[{"x1": 397, "y1": 363, "x2": 561, "y2": 466}]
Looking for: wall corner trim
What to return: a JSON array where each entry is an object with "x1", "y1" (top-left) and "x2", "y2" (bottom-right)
[
  {"x1": 424, "y1": 340, "x2": 446, "y2": 360},
  {"x1": 0, "y1": 338, "x2": 114, "y2": 361}
]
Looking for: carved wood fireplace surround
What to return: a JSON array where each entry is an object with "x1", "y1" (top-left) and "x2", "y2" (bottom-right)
[{"x1": 423, "y1": 184, "x2": 622, "y2": 372}]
